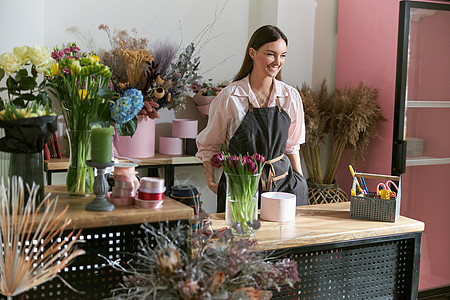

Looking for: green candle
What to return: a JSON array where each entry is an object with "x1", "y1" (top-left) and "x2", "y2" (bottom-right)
[{"x1": 91, "y1": 126, "x2": 114, "y2": 163}]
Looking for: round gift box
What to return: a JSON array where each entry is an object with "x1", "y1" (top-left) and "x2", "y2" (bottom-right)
[
  {"x1": 172, "y1": 119, "x2": 198, "y2": 139},
  {"x1": 159, "y1": 136, "x2": 183, "y2": 155},
  {"x1": 260, "y1": 192, "x2": 296, "y2": 222},
  {"x1": 135, "y1": 198, "x2": 163, "y2": 209}
]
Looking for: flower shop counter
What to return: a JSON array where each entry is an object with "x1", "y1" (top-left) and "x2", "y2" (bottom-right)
[
  {"x1": 11, "y1": 185, "x2": 195, "y2": 300},
  {"x1": 40, "y1": 185, "x2": 194, "y2": 229},
  {"x1": 210, "y1": 202, "x2": 424, "y2": 299}
]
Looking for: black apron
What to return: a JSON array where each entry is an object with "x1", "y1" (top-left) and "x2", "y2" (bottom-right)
[{"x1": 217, "y1": 98, "x2": 308, "y2": 213}]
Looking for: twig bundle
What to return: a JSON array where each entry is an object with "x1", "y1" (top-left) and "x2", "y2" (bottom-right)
[{"x1": 0, "y1": 177, "x2": 85, "y2": 297}]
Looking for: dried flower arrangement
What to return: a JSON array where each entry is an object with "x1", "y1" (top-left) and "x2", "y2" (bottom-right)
[
  {"x1": 299, "y1": 81, "x2": 386, "y2": 185},
  {"x1": 0, "y1": 176, "x2": 85, "y2": 298},
  {"x1": 103, "y1": 215, "x2": 299, "y2": 300},
  {"x1": 99, "y1": 25, "x2": 202, "y2": 136}
]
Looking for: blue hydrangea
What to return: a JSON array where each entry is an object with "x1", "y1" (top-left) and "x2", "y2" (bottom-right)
[{"x1": 110, "y1": 89, "x2": 144, "y2": 124}]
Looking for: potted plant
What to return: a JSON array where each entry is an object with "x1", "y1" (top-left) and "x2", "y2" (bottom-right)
[{"x1": 298, "y1": 80, "x2": 386, "y2": 204}]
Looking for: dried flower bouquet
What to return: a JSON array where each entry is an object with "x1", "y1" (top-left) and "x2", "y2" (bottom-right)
[{"x1": 299, "y1": 81, "x2": 386, "y2": 185}]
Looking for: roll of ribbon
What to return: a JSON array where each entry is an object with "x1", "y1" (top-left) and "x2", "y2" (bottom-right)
[
  {"x1": 114, "y1": 180, "x2": 135, "y2": 190},
  {"x1": 140, "y1": 177, "x2": 165, "y2": 190},
  {"x1": 159, "y1": 136, "x2": 183, "y2": 155},
  {"x1": 139, "y1": 186, "x2": 166, "y2": 194},
  {"x1": 138, "y1": 190, "x2": 165, "y2": 200},
  {"x1": 171, "y1": 184, "x2": 199, "y2": 198},
  {"x1": 112, "y1": 187, "x2": 136, "y2": 198},
  {"x1": 172, "y1": 119, "x2": 198, "y2": 139},
  {"x1": 135, "y1": 198, "x2": 163, "y2": 209}
]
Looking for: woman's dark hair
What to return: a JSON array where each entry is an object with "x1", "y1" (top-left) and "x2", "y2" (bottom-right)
[{"x1": 233, "y1": 25, "x2": 288, "y2": 82}]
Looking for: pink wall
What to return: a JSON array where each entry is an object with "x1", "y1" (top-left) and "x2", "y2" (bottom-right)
[
  {"x1": 334, "y1": 0, "x2": 399, "y2": 191},
  {"x1": 335, "y1": 0, "x2": 450, "y2": 291}
]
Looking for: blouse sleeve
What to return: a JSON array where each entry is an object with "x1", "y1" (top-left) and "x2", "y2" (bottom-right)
[
  {"x1": 285, "y1": 87, "x2": 306, "y2": 154},
  {"x1": 195, "y1": 89, "x2": 230, "y2": 161}
]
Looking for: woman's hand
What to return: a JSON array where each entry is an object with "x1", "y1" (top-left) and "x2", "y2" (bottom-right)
[
  {"x1": 203, "y1": 161, "x2": 218, "y2": 194},
  {"x1": 207, "y1": 181, "x2": 218, "y2": 194}
]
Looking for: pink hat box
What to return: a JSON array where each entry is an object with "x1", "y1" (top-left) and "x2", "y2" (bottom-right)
[
  {"x1": 159, "y1": 136, "x2": 183, "y2": 155},
  {"x1": 135, "y1": 198, "x2": 163, "y2": 209},
  {"x1": 172, "y1": 119, "x2": 198, "y2": 139}
]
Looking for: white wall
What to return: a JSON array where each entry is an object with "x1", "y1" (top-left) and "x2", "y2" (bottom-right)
[{"x1": 1, "y1": 0, "x2": 339, "y2": 212}]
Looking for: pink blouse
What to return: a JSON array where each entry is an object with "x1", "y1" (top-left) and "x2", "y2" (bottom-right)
[{"x1": 195, "y1": 75, "x2": 305, "y2": 161}]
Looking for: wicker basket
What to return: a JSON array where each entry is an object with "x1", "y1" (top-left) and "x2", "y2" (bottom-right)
[{"x1": 307, "y1": 180, "x2": 348, "y2": 205}]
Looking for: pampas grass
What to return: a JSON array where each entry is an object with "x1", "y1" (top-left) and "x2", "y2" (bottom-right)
[
  {"x1": 299, "y1": 80, "x2": 334, "y2": 184},
  {"x1": 299, "y1": 81, "x2": 386, "y2": 185},
  {"x1": 0, "y1": 176, "x2": 85, "y2": 298}
]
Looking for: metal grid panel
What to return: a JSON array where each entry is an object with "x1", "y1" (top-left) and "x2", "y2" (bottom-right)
[
  {"x1": 0, "y1": 221, "x2": 180, "y2": 300},
  {"x1": 271, "y1": 235, "x2": 418, "y2": 299}
]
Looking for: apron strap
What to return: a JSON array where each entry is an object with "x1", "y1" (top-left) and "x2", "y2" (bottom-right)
[
  {"x1": 275, "y1": 97, "x2": 282, "y2": 112},
  {"x1": 261, "y1": 153, "x2": 288, "y2": 191}
]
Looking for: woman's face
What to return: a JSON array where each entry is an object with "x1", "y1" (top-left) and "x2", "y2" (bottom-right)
[{"x1": 250, "y1": 38, "x2": 287, "y2": 78}]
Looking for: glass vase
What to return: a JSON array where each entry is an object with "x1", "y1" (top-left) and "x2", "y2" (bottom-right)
[
  {"x1": 66, "y1": 129, "x2": 94, "y2": 196},
  {"x1": 9, "y1": 152, "x2": 44, "y2": 205},
  {"x1": 225, "y1": 172, "x2": 261, "y2": 237}
]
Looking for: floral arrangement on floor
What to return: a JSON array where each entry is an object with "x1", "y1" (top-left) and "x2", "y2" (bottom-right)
[
  {"x1": 103, "y1": 218, "x2": 299, "y2": 299},
  {"x1": 210, "y1": 152, "x2": 265, "y2": 236},
  {"x1": 0, "y1": 176, "x2": 85, "y2": 298},
  {"x1": 298, "y1": 80, "x2": 386, "y2": 185},
  {"x1": 99, "y1": 25, "x2": 202, "y2": 136}
]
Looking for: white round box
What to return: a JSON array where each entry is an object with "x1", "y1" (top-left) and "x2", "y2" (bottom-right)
[{"x1": 260, "y1": 192, "x2": 296, "y2": 222}]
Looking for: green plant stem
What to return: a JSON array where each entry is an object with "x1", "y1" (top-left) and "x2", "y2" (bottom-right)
[{"x1": 226, "y1": 173, "x2": 260, "y2": 236}]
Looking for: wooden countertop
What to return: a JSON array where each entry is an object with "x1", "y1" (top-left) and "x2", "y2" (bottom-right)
[
  {"x1": 44, "y1": 153, "x2": 202, "y2": 171},
  {"x1": 42, "y1": 185, "x2": 194, "y2": 229},
  {"x1": 209, "y1": 202, "x2": 425, "y2": 251}
]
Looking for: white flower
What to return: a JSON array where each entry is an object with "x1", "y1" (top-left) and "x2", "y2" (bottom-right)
[
  {"x1": 0, "y1": 52, "x2": 22, "y2": 75},
  {"x1": 13, "y1": 46, "x2": 30, "y2": 65},
  {"x1": 29, "y1": 44, "x2": 52, "y2": 69}
]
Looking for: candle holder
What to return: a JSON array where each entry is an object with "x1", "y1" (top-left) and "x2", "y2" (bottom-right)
[{"x1": 85, "y1": 160, "x2": 115, "y2": 211}]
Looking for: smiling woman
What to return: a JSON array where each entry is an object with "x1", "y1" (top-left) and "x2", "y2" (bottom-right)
[{"x1": 196, "y1": 25, "x2": 309, "y2": 213}]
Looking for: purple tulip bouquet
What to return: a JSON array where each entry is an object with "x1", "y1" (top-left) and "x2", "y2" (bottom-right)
[{"x1": 211, "y1": 152, "x2": 265, "y2": 236}]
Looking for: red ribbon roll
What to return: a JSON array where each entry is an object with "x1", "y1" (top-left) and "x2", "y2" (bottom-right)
[{"x1": 138, "y1": 190, "x2": 164, "y2": 200}]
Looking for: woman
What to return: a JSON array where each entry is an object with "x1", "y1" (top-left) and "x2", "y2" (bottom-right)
[{"x1": 196, "y1": 25, "x2": 308, "y2": 213}]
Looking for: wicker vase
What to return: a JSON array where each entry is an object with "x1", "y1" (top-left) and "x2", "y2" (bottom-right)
[{"x1": 307, "y1": 179, "x2": 348, "y2": 205}]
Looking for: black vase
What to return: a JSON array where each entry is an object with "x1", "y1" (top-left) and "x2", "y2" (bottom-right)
[{"x1": 9, "y1": 152, "x2": 45, "y2": 205}]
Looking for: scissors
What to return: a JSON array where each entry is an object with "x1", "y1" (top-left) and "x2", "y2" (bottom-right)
[{"x1": 377, "y1": 180, "x2": 398, "y2": 199}]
